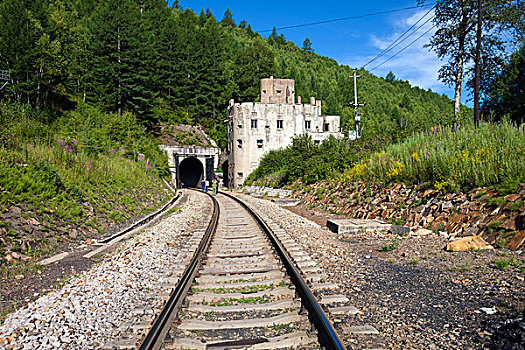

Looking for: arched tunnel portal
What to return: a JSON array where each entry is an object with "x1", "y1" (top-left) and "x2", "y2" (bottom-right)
[{"x1": 178, "y1": 157, "x2": 204, "y2": 188}]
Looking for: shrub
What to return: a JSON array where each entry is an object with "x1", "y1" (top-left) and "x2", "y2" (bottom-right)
[{"x1": 341, "y1": 122, "x2": 525, "y2": 191}]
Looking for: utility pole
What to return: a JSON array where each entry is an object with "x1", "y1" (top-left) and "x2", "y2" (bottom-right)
[
  {"x1": 349, "y1": 68, "x2": 365, "y2": 139},
  {"x1": 473, "y1": 0, "x2": 482, "y2": 128}
]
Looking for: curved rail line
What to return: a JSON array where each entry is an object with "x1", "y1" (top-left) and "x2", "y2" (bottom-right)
[
  {"x1": 139, "y1": 189, "x2": 345, "y2": 350},
  {"x1": 139, "y1": 190, "x2": 219, "y2": 350},
  {"x1": 223, "y1": 191, "x2": 346, "y2": 350}
]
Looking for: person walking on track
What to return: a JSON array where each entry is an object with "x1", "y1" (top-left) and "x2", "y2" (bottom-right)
[{"x1": 212, "y1": 178, "x2": 218, "y2": 196}]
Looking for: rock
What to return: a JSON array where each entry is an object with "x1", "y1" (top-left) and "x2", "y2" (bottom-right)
[
  {"x1": 19, "y1": 253, "x2": 31, "y2": 261},
  {"x1": 390, "y1": 225, "x2": 410, "y2": 235},
  {"x1": 504, "y1": 194, "x2": 520, "y2": 202},
  {"x1": 463, "y1": 226, "x2": 480, "y2": 236},
  {"x1": 8, "y1": 206, "x2": 22, "y2": 217},
  {"x1": 440, "y1": 201, "x2": 453, "y2": 211},
  {"x1": 27, "y1": 217, "x2": 41, "y2": 226},
  {"x1": 5, "y1": 254, "x2": 17, "y2": 263},
  {"x1": 480, "y1": 307, "x2": 497, "y2": 315},
  {"x1": 506, "y1": 231, "x2": 525, "y2": 250},
  {"x1": 69, "y1": 230, "x2": 78, "y2": 239},
  {"x1": 501, "y1": 218, "x2": 516, "y2": 231},
  {"x1": 446, "y1": 236, "x2": 494, "y2": 252},
  {"x1": 414, "y1": 228, "x2": 433, "y2": 236}
]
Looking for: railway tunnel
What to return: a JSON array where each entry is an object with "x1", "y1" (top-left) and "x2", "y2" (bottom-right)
[{"x1": 178, "y1": 157, "x2": 203, "y2": 188}]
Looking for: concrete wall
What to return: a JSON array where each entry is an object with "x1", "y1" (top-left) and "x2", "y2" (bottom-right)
[
  {"x1": 227, "y1": 97, "x2": 344, "y2": 188},
  {"x1": 159, "y1": 146, "x2": 220, "y2": 187},
  {"x1": 260, "y1": 77, "x2": 295, "y2": 104}
]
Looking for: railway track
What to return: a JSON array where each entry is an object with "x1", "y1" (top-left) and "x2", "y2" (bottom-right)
[{"x1": 139, "y1": 191, "x2": 346, "y2": 350}]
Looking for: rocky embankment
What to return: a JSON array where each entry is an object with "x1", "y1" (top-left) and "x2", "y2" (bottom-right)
[
  {"x1": 292, "y1": 181, "x2": 525, "y2": 250},
  {"x1": 1, "y1": 186, "x2": 171, "y2": 266}
]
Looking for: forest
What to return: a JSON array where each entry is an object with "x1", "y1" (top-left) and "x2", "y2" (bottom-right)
[{"x1": 0, "y1": 0, "x2": 465, "y2": 149}]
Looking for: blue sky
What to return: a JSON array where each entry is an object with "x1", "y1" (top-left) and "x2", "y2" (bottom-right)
[{"x1": 174, "y1": 0, "x2": 469, "y2": 105}]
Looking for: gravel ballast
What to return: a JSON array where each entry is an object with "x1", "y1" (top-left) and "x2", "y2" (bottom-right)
[
  {"x1": 235, "y1": 193, "x2": 525, "y2": 350},
  {"x1": 0, "y1": 190, "x2": 211, "y2": 349}
]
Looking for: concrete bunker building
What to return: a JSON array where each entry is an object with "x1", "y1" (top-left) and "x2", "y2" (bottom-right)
[{"x1": 226, "y1": 77, "x2": 344, "y2": 188}]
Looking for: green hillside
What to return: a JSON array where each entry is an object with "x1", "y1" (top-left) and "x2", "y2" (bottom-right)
[{"x1": 0, "y1": 0, "x2": 455, "y2": 147}]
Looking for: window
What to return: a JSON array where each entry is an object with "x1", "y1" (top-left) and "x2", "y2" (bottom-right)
[
  {"x1": 276, "y1": 89, "x2": 282, "y2": 94},
  {"x1": 262, "y1": 90, "x2": 266, "y2": 94},
  {"x1": 237, "y1": 139, "x2": 243, "y2": 148},
  {"x1": 314, "y1": 140, "x2": 320, "y2": 145},
  {"x1": 238, "y1": 123, "x2": 243, "y2": 128},
  {"x1": 277, "y1": 120, "x2": 283, "y2": 129},
  {"x1": 257, "y1": 139, "x2": 263, "y2": 148},
  {"x1": 305, "y1": 120, "x2": 311, "y2": 129},
  {"x1": 251, "y1": 119, "x2": 257, "y2": 129},
  {"x1": 237, "y1": 172, "x2": 243, "y2": 178},
  {"x1": 324, "y1": 123, "x2": 330, "y2": 131}
]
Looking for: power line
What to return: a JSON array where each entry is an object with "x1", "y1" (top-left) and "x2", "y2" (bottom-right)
[
  {"x1": 362, "y1": 5, "x2": 435, "y2": 68},
  {"x1": 369, "y1": 24, "x2": 437, "y2": 72},
  {"x1": 257, "y1": 4, "x2": 434, "y2": 33}
]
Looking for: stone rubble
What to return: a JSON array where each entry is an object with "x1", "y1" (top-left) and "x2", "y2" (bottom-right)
[
  {"x1": 0, "y1": 190, "x2": 211, "y2": 350},
  {"x1": 293, "y1": 181, "x2": 525, "y2": 250}
]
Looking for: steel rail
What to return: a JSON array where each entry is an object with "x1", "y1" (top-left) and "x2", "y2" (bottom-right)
[
  {"x1": 138, "y1": 190, "x2": 219, "y2": 350},
  {"x1": 99, "y1": 191, "x2": 182, "y2": 244},
  {"x1": 221, "y1": 191, "x2": 347, "y2": 350}
]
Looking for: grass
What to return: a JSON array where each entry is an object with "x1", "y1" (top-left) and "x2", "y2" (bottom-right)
[
  {"x1": 201, "y1": 296, "x2": 270, "y2": 307},
  {"x1": 381, "y1": 238, "x2": 399, "y2": 252},
  {"x1": 408, "y1": 258, "x2": 419, "y2": 265},
  {"x1": 0, "y1": 110, "x2": 171, "y2": 272},
  {"x1": 191, "y1": 282, "x2": 287, "y2": 294},
  {"x1": 449, "y1": 260, "x2": 474, "y2": 272},
  {"x1": 341, "y1": 122, "x2": 525, "y2": 191},
  {"x1": 271, "y1": 322, "x2": 293, "y2": 330},
  {"x1": 492, "y1": 257, "x2": 521, "y2": 270}
]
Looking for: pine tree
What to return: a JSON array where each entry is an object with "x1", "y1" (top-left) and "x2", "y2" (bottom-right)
[
  {"x1": 232, "y1": 42, "x2": 275, "y2": 103},
  {"x1": 302, "y1": 38, "x2": 313, "y2": 52},
  {"x1": 482, "y1": 45, "x2": 525, "y2": 124},
  {"x1": 220, "y1": 8, "x2": 235, "y2": 27}
]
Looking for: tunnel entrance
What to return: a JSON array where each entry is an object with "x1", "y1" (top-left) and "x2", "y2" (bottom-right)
[{"x1": 178, "y1": 157, "x2": 204, "y2": 188}]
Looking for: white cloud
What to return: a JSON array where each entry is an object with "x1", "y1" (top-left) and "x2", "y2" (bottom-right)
[{"x1": 342, "y1": 8, "x2": 465, "y2": 101}]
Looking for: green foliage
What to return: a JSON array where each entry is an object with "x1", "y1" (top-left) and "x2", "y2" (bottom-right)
[
  {"x1": 302, "y1": 37, "x2": 313, "y2": 52},
  {"x1": 0, "y1": 103, "x2": 169, "y2": 225},
  {"x1": 342, "y1": 122, "x2": 525, "y2": 191},
  {"x1": 492, "y1": 257, "x2": 520, "y2": 270},
  {"x1": 482, "y1": 45, "x2": 525, "y2": 125},
  {"x1": 408, "y1": 258, "x2": 419, "y2": 265},
  {"x1": 382, "y1": 238, "x2": 399, "y2": 252},
  {"x1": 508, "y1": 200, "x2": 523, "y2": 211},
  {"x1": 0, "y1": 1, "x2": 460, "y2": 147},
  {"x1": 487, "y1": 220, "x2": 503, "y2": 231},
  {"x1": 246, "y1": 134, "x2": 384, "y2": 186}
]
